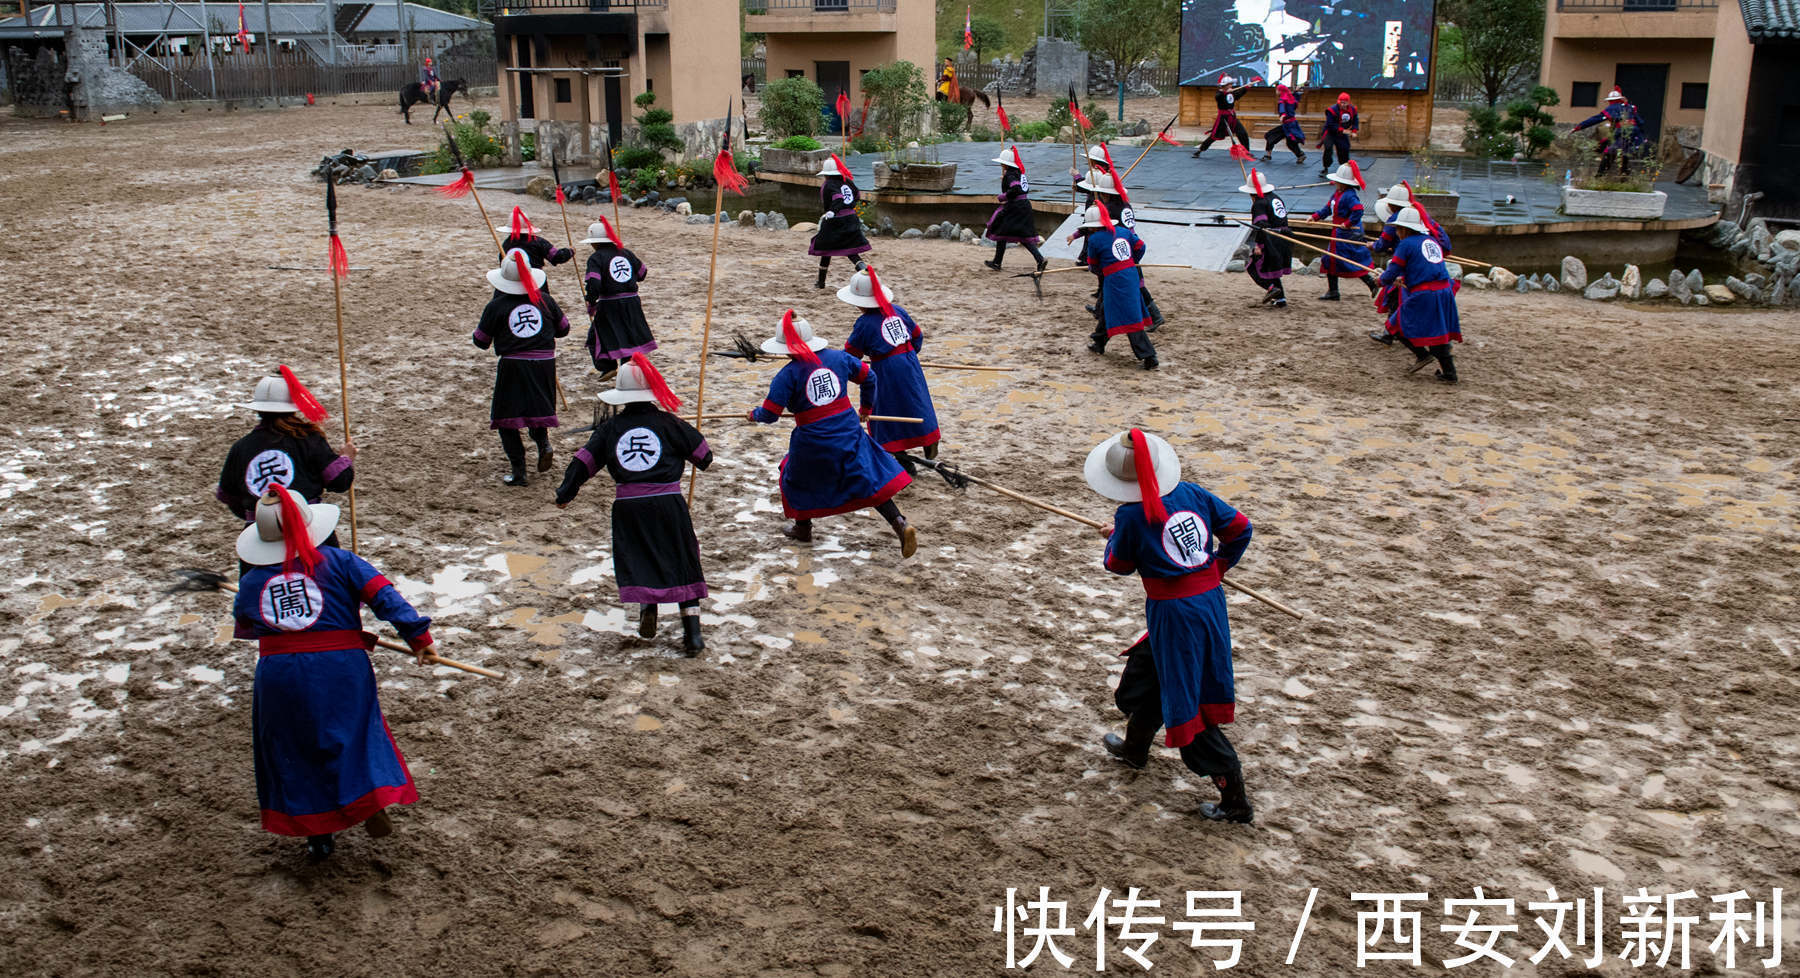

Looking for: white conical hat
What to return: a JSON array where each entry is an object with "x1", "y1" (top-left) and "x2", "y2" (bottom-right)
[
  {"x1": 818, "y1": 156, "x2": 845, "y2": 178},
  {"x1": 1080, "y1": 204, "x2": 1110, "y2": 229},
  {"x1": 1375, "y1": 184, "x2": 1413, "y2": 222},
  {"x1": 991, "y1": 145, "x2": 1025, "y2": 169},
  {"x1": 1605, "y1": 86, "x2": 1626, "y2": 102},
  {"x1": 1078, "y1": 170, "x2": 1119, "y2": 196},
  {"x1": 486, "y1": 247, "x2": 547, "y2": 294},
  {"x1": 836, "y1": 268, "x2": 895, "y2": 309},
  {"x1": 577, "y1": 220, "x2": 623, "y2": 246},
  {"x1": 235, "y1": 491, "x2": 341, "y2": 565},
  {"x1": 1392, "y1": 206, "x2": 1429, "y2": 234},
  {"x1": 1086, "y1": 144, "x2": 1110, "y2": 164},
  {"x1": 759, "y1": 315, "x2": 829, "y2": 356},
  {"x1": 1326, "y1": 163, "x2": 1360, "y2": 186},
  {"x1": 599, "y1": 359, "x2": 660, "y2": 404},
  {"x1": 1237, "y1": 169, "x2": 1274, "y2": 196},
  {"x1": 1083, "y1": 430, "x2": 1181, "y2": 503},
  {"x1": 240, "y1": 375, "x2": 297, "y2": 414}
]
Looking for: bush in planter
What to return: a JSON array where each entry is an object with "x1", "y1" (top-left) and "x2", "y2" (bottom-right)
[
  {"x1": 772, "y1": 134, "x2": 823, "y2": 151},
  {"x1": 860, "y1": 61, "x2": 931, "y2": 144},
  {"x1": 848, "y1": 133, "x2": 882, "y2": 154},
  {"x1": 1462, "y1": 86, "x2": 1558, "y2": 160},
  {"x1": 759, "y1": 76, "x2": 825, "y2": 139},
  {"x1": 937, "y1": 101, "x2": 971, "y2": 135}
]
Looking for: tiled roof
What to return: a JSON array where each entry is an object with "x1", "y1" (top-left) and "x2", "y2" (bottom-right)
[{"x1": 1742, "y1": 0, "x2": 1800, "y2": 42}]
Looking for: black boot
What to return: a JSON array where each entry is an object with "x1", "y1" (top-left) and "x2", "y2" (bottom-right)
[
  {"x1": 1260, "y1": 152, "x2": 1273, "y2": 162},
  {"x1": 1364, "y1": 275, "x2": 1380, "y2": 297},
  {"x1": 782, "y1": 519, "x2": 813, "y2": 543},
  {"x1": 1102, "y1": 714, "x2": 1158, "y2": 770},
  {"x1": 306, "y1": 834, "x2": 336, "y2": 861},
  {"x1": 983, "y1": 258, "x2": 1003, "y2": 271},
  {"x1": 923, "y1": 442, "x2": 939, "y2": 461},
  {"x1": 1141, "y1": 355, "x2": 1159, "y2": 370},
  {"x1": 814, "y1": 266, "x2": 828, "y2": 289},
  {"x1": 1295, "y1": 151, "x2": 1307, "y2": 165},
  {"x1": 1433, "y1": 345, "x2": 1458, "y2": 383},
  {"x1": 1198, "y1": 770, "x2": 1254, "y2": 823},
  {"x1": 1370, "y1": 330, "x2": 1395, "y2": 345},
  {"x1": 1319, "y1": 274, "x2": 1340, "y2": 301},
  {"x1": 889, "y1": 513, "x2": 917, "y2": 558},
  {"x1": 502, "y1": 466, "x2": 529, "y2": 487},
  {"x1": 680, "y1": 610, "x2": 704, "y2": 654},
  {"x1": 638, "y1": 603, "x2": 658, "y2": 638},
  {"x1": 1145, "y1": 295, "x2": 1165, "y2": 331},
  {"x1": 363, "y1": 809, "x2": 393, "y2": 838}
]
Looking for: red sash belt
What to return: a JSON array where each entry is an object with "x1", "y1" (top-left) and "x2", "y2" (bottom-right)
[
  {"x1": 258, "y1": 629, "x2": 375, "y2": 656},
  {"x1": 1101, "y1": 260, "x2": 1138, "y2": 276},
  {"x1": 1141, "y1": 564, "x2": 1222, "y2": 600},
  {"x1": 794, "y1": 397, "x2": 852, "y2": 426},
  {"x1": 1411, "y1": 279, "x2": 1453, "y2": 292},
  {"x1": 870, "y1": 343, "x2": 913, "y2": 361}
]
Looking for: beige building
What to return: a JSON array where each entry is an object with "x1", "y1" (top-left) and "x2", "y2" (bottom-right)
[
  {"x1": 483, "y1": 0, "x2": 740, "y2": 163},
  {"x1": 746, "y1": 0, "x2": 934, "y2": 114}
]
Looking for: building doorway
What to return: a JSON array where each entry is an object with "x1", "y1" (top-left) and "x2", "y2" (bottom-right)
[
  {"x1": 517, "y1": 36, "x2": 535, "y2": 120},
  {"x1": 604, "y1": 75, "x2": 623, "y2": 149},
  {"x1": 816, "y1": 60, "x2": 849, "y2": 134},
  {"x1": 1614, "y1": 63, "x2": 1668, "y2": 143}
]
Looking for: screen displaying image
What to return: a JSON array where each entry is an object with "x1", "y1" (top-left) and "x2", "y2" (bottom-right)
[{"x1": 1179, "y1": 0, "x2": 1435, "y2": 91}]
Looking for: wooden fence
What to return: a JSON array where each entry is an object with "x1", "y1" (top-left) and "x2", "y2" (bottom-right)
[{"x1": 125, "y1": 50, "x2": 496, "y2": 102}]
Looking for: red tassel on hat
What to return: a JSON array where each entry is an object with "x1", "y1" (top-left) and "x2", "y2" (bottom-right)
[
  {"x1": 271, "y1": 484, "x2": 325, "y2": 576},
  {"x1": 1099, "y1": 143, "x2": 1129, "y2": 206},
  {"x1": 865, "y1": 265, "x2": 897, "y2": 320},
  {"x1": 278, "y1": 365, "x2": 329, "y2": 423},
  {"x1": 830, "y1": 152, "x2": 853, "y2": 186},
  {"x1": 1347, "y1": 159, "x2": 1365, "y2": 190},
  {"x1": 436, "y1": 167, "x2": 475, "y2": 199},
  {"x1": 515, "y1": 251, "x2": 543, "y2": 306},
  {"x1": 629, "y1": 353, "x2": 682, "y2": 412},
  {"x1": 1010, "y1": 146, "x2": 1024, "y2": 173},
  {"x1": 781, "y1": 309, "x2": 821, "y2": 366},
  {"x1": 597, "y1": 215, "x2": 623, "y2": 249},
  {"x1": 509, "y1": 206, "x2": 535, "y2": 240},
  {"x1": 1128, "y1": 429, "x2": 1168, "y2": 527},
  {"x1": 1095, "y1": 199, "x2": 1115, "y2": 233}
]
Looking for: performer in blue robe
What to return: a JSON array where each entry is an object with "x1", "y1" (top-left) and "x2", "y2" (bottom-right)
[
  {"x1": 1378, "y1": 207, "x2": 1463, "y2": 383},
  {"x1": 1371, "y1": 185, "x2": 1454, "y2": 348},
  {"x1": 1312, "y1": 163, "x2": 1377, "y2": 302},
  {"x1": 1076, "y1": 203, "x2": 1158, "y2": 370},
  {"x1": 1573, "y1": 88, "x2": 1649, "y2": 176},
  {"x1": 746, "y1": 311, "x2": 916, "y2": 556},
  {"x1": 837, "y1": 267, "x2": 941, "y2": 458},
  {"x1": 1317, "y1": 92, "x2": 1359, "y2": 176},
  {"x1": 1086, "y1": 429, "x2": 1254, "y2": 823},
  {"x1": 232, "y1": 487, "x2": 435, "y2": 861}
]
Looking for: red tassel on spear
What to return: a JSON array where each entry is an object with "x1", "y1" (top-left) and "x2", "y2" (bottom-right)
[
  {"x1": 1067, "y1": 83, "x2": 1091, "y2": 130},
  {"x1": 714, "y1": 99, "x2": 749, "y2": 195},
  {"x1": 325, "y1": 178, "x2": 349, "y2": 279},
  {"x1": 1155, "y1": 130, "x2": 1182, "y2": 147},
  {"x1": 995, "y1": 91, "x2": 1011, "y2": 135},
  {"x1": 278, "y1": 365, "x2": 329, "y2": 423}
]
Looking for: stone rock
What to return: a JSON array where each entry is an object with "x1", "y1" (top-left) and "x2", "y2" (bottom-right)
[
  {"x1": 1225, "y1": 259, "x2": 1246, "y2": 273},
  {"x1": 754, "y1": 212, "x2": 768, "y2": 229},
  {"x1": 878, "y1": 215, "x2": 896, "y2": 236},
  {"x1": 379, "y1": 168, "x2": 399, "y2": 181},
  {"x1": 960, "y1": 133, "x2": 973, "y2": 142},
  {"x1": 1769, "y1": 277, "x2": 1787, "y2": 306},
  {"x1": 1291, "y1": 259, "x2": 1306, "y2": 273},
  {"x1": 1703, "y1": 284, "x2": 1734, "y2": 304},
  {"x1": 921, "y1": 223, "x2": 940, "y2": 239},
  {"x1": 1751, "y1": 222, "x2": 1773, "y2": 255},
  {"x1": 1726, "y1": 276, "x2": 1758, "y2": 300},
  {"x1": 354, "y1": 164, "x2": 378, "y2": 183},
  {"x1": 1057, "y1": 125, "x2": 1080, "y2": 143},
  {"x1": 1620, "y1": 264, "x2": 1641, "y2": 299},
  {"x1": 790, "y1": 221, "x2": 817, "y2": 233},
  {"x1": 1445, "y1": 262, "x2": 1464, "y2": 280},
  {"x1": 674, "y1": 202, "x2": 692, "y2": 216},
  {"x1": 1709, "y1": 220, "x2": 1739, "y2": 247},
  {"x1": 1488, "y1": 266, "x2": 1517, "y2": 291},
  {"x1": 1038, "y1": 136, "x2": 1055, "y2": 143},
  {"x1": 1119, "y1": 118, "x2": 1151, "y2": 137},
  {"x1": 1516, "y1": 276, "x2": 1530, "y2": 294},
  {"x1": 1694, "y1": 293, "x2": 1710, "y2": 306},
  {"x1": 1746, "y1": 272, "x2": 1768, "y2": 288},
  {"x1": 1561, "y1": 255, "x2": 1588, "y2": 292},
  {"x1": 1686, "y1": 269, "x2": 1704, "y2": 293},
  {"x1": 946, "y1": 223, "x2": 961, "y2": 241},
  {"x1": 900, "y1": 228, "x2": 923, "y2": 239},
  {"x1": 1528, "y1": 275, "x2": 1544, "y2": 291},
  {"x1": 1669, "y1": 271, "x2": 1691, "y2": 301},
  {"x1": 525, "y1": 175, "x2": 555, "y2": 199},
  {"x1": 959, "y1": 227, "x2": 976, "y2": 243},
  {"x1": 1463, "y1": 273, "x2": 1491, "y2": 290},
  {"x1": 769, "y1": 213, "x2": 789, "y2": 231},
  {"x1": 1307, "y1": 256, "x2": 1323, "y2": 274},
  {"x1": 737, "y1": 210, "x2": 754, "y2": 226},
  {"x1": 685, "y1": 214, "x2": 711, "y2": 225},
  {"x1": 1584, "y1": 277, "x2": 1619, "y2": 301},
  {"x1": 643, "y1": 190, "x2": 662, "y2": 205},
  {"x1": 1643, "y1": 278, "x2": 1669, "y2": 300},
  {"x1": 1776, "y1": 229, "x2": 1800, "y2": 252},
  {"x1": 1544, "y1": 276, "x2": 1560, "y2": 293}
]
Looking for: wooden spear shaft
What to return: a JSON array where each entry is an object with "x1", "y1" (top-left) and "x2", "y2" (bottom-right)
[
  {"x1": 1119, "y1": 114, "x2": 1177, "y2": 182},
  {"x1": 329, "y1": 262, "x2": 359, "y2": 553},
  {"x1": 211, "y1": 580, "x2": 501, "y2": 677},
  {"x1": 685, "y1": 177, "x2": 728, "y2": 506},
  {"x1": 1237, "y1": 221, "x2": 1378, "y2": 275},
  {"x1": 938, "y1": 467, "x2": 1307, "y2": 620},
  {"x1": 700, "y1": 412, "x2": 925, "y2": 424}
]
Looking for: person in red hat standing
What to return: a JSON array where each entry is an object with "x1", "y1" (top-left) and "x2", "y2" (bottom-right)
[
  {"x1": 1086, "y1": 429, "x2": 1255, "y2": 824},
  {"x1": 1191, "y1": 75, "x2": 1252, "y2": 158},
  {"x1": 1317, "y1": 92, "x2": 1359, "y2": 177}
]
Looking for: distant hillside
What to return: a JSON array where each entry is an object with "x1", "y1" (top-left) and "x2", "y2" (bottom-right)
[{"x1": 933, "y1": 0, "x2": 1043, "y2": 62}]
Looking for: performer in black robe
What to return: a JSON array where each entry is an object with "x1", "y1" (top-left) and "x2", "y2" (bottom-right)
[
  {"x1": 474, "y1": 248, "x2": 568, "y2": 486},
  {"x1": 578, "y1": 218, "x2": 657, "y2": 377},
  {"x1": 809, "y1": 154, "x2": 872, "y2": 289},
  {"x1": 981, "y1": 145, "x2": 1046, "y2": 272}
]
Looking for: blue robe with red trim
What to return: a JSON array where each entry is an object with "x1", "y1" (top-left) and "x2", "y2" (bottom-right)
[
  {"x1": 1378, "y1": 233, "x2": 1462, "y2": 346},
  {"x1": 1083, "y1": 225, "x2": 1149, "y2": 336},
  {"x1": 844, "y1": 304, "x2": 940, "y2": 453},
  {"x1": 1311, "y1": 188, "x2": 1371, "y2": 277},
  {"x1": 751, "y1": 348, "x2": 912, "y2": 519},
  {"x1": 1374, "y1": 217, "x2": 1453, "y2": 335},
  {"x1": 1103, "y1": 482, "x2": 1251, "y2": 748},
  {"x1": 233, "y1": 548, "x2": 432, "y2": 837}
]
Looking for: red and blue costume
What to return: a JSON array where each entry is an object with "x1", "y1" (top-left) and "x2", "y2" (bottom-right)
[
  {"x1": 1263, "y1": 86, "x2": 1306, "y2": 161},
  {"x1": 1573, "y1": 99, "x2": 1648, "y2": 174},
  {"x1": 844, "y1": 304, "x2": 940, "y2": 454},
  {"x1": 1373, "y1": 203, "x2": 1453, "y2": 340},
  {"x1": 1378, "y1": 233, "x2": 1461, "y2": 349},
  {"x1": 751, "y1": 349, "x2": 911, "y2": 519},
  {"x1": 1104, "y1": 482, "x2": 1251, "y2": 749},
  {"x1": 1318, "y1": 100, "x2": 1359, "y2": 171},
  {"x1": 1081, "y1": 219, "x2": 1157, "y2": 366},
  {"x1": 1311, "y1": 186, "x2": 1371, "y2": 277},
  {"x1": 233, "y1": 547, "x2": 432, "y2": 837}
]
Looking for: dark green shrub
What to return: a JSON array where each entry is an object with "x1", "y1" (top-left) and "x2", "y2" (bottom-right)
[{"x1": 759, "y1": 76, "x2": 825, "y2": 138}]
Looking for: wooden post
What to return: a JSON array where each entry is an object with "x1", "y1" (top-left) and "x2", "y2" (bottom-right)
[
  {"x1": 685, "y1": 177, "x2": 728, "y2": 505},
  {"x1": 578, "y1": 71, "x2": 592, "y2": 162}
]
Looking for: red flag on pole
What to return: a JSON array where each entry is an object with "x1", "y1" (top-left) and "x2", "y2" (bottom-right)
[
  {"x1": 963, "y1": 7, "x2": 973, "y2": 51},
  {"x1": 1155, "y1": 131, "x2": 1181, "y2": 146},
  {"x1": 1228, "y1": 143, "x2": 1256, "y2": 162},
  {"x1": 835, "y1": 89, "x2": 851, "y2": 126},
  {"x1": 995, "y1": 91, "x2": 1011, "y2": 134},
  {"x1": 236, "y1": 4, "x2": 250, "y2": 53}
]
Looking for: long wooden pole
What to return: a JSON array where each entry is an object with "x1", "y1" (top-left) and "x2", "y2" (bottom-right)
[
  {"x1": 329, "y1": 264, "x2": 359, "y2": 553},
  {"x1": 608, "y1": 146, "x2": 623, "y2": 232},
  {"x1": 927, "y1": 465, "x2": 1306, "y2": 620},
  {"x1": 547, "y1": 200, "x2": 580, "y2": 414},
  {"x1": 1278, "y1": 226, "x2": 1492, "y2": 269},
  {"x1": 685, "y1": 178, "x2": 728, "y2": 505},
  {"x1": 212, "y1": 580, "x2": 501, "y2": 677},
  {"x1": 1119, "y1": 115, "x2": 1177, "y2": 183},
  {"x1": 1235, "y1": 221, "x2": 1378, "y2": 275},
  {"x1": 698, "y1": 412, "x2": 924, "y2": 424}
]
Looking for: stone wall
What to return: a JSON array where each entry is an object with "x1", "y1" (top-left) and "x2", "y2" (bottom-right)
[
  {"x1": 1032, "y1": 37, "x2": 1087, "y2": 100},
  {"x1": 9, "y1": 28, "x2": 164, "y2": 119},
  {"x1": 5, "y1": 44, "x2": 73, "y2": 118}
]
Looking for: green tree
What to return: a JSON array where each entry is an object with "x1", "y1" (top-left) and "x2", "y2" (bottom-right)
[
  {"x1": 1075, "y1": 0, "x2": 1178, "y2": 91},
  {"x1": 860, "y1": 60, "x2": 931, "y2": 143},
  {"x1": 758, "y1": 75, "x2": 824, "y2": 138},
  {"x1": 966, "y1": 16, "x2": 1006, "y2": 63},
  {"x1": 1440, "y1": 0, "x2": 1544, "y2": 107}
]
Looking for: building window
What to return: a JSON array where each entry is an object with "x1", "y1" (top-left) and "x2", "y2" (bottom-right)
[
  {"x1": 1679, "y1": 83, "x2": 1707, "y2": 110},
  {"x1": 1571, "y1": 82, "x2": 1600, "y2": 108},
  {"x1": 555, "y1": 78, "x2": 572, "y2": 103},
  {"x1": 786, "y1": 69, "x2": 804, "y2": 79}
]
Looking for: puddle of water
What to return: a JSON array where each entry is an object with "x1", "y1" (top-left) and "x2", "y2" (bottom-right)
[{"x1": 633, "y1": 714, "x2": 662, "y2": 732}]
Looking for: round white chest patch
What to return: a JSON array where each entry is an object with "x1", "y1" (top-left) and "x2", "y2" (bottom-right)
[
  {"x1": 615, "y1": 427, "x2": 663, "y2": 472},
  {"x1": 508, "y1": 304, "x2": 544, "y2": 338},
  {"x1": 1018, "y1": 175, "x2": 1030, "y2": 193},
  {"x1": 1271, "y1": 198, "x2": 1288, "y2": 219},
  {"x1": 879, "y1": 315, "x2": 909, "y2": 348},
  {"x1": 1159, "y1": 511, "x2": 1213, "y2": 569},
  {"x1": 838, "y1": 185, "x2": 854, "y2": 207},
  {"x1": 1420, "y1": 239, "x2": 1445, "y2": 264},
  {"x1": 803, "y1": 367, "x2": 842, "y2": 407},
  {"x1": 1110, "y1": 237, "x2": 1132, "y2": 263},
  {"x1": 260, "y1": 571, "x2": 324, "y2": 631},
  {"x1": 608, "y1": 255, "x2": 633, "y2": 283},
  {"x1": 244, "y1": 449, "x2": 295, "y2": 497}
]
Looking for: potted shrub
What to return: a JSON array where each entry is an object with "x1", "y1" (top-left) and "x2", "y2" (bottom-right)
[
  {"x1": 1559, "y1": 134, "x2": 1667, "y2": 219},
  {"x1": 757, "y1": 76, "x2": 830, "y2": 174},
  {"x1": 862, "y1": 61, "x2": 957, "y2": 192},
  {"x1": 761, "y1": 135, "x2": 832, "y2": 175},
  {"x1": 1408, "y1": 146, "x2": 1460, "y2": 221}
]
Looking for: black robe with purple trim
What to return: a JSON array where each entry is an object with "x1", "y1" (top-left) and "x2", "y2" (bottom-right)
[
  {"x1": 556, "y1": 404, "x2": 712, "y2": 605},
  {"x1": 582, "y1": 243, "x2": 657, "y2": 369},
  {"x1": 217, "y1": 422, "x2": 353, "y2": 521},
  {"x1": 809, "y1": 176, "x2": 871, "y2": 257},
  {"x1": 984, "y1": 169, "x2": 1040, "y2": 244},
  {"x1": 473, "y1": 289, "x2": 568, "y2": 429}
]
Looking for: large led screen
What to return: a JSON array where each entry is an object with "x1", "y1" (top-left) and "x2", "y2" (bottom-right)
[{"x1": 1179, "y1": 0, "x2": 1436, "y2": 91}]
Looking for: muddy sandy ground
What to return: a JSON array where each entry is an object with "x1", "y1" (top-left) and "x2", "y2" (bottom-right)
[{"x1": 1, "y1": 100, "x2": 1798, "y2": 976}]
